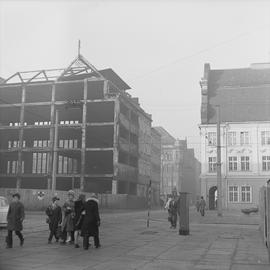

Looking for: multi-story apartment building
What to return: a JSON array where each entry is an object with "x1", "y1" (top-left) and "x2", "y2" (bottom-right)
[
  {"x1": 154, "y1": 127, "x2": 186, "y2": 199},
  {"x1": 199, "y1": 63, "x2": 270, "y2": 209},
  {"x1": 0, "y1": 53, "x2": 159, "y2": 198},
  {"x1": 150, "y1": 128, "x2": 161, "y2": 204}
]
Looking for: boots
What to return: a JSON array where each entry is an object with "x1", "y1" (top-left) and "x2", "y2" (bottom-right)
[
  {"x1": 83, "y1": 235, "x2": 89, "y2": 250},
  {"x1": 5, "y1": 236, "x2": 12, "y2": 249}
]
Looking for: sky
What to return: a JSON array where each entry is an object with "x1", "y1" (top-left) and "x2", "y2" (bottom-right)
[{"x1": 1, "y1": 0, "x2": 270, "y2": 158}]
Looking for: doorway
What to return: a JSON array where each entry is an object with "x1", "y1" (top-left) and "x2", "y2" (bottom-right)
[{"x1": 209, "y1": 186, "x2": 217, "y2": 210}]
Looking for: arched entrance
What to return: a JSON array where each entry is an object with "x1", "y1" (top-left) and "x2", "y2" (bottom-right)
[{"x1": 209, "y1": 186, "x2": 217, "y2": 210}]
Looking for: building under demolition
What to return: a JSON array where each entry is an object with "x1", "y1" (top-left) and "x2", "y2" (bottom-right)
[{"x1": 0, "y1": 54, "x2": 159, "y2": 198}]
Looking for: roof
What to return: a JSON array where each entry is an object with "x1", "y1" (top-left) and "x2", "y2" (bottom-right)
[
  {"x1": 153, "y1": 126, "x2": 175, "y2": 145},
  {"x1": 202, "y1": 63, "x2": 270, "y2": 124},
  {"x1": 0, "y1": 54, "x2": 131, "y2": 91},
  {"x1": 99, "y1": 69, "x2": 131, "y2": 91}
]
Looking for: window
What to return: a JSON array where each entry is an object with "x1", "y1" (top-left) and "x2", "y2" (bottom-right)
[
  {"x1": 241, "y1": 156, "x2": 250, "y2": 171},
  {"x1": 208, "y1": 157, "x2": 217, "y2": 172},
  {"x1": 240, "y1": 132, "x2": 250, "y2": 145},
  {"x1": 229, "y1": 156, "x2": 237, "y2": 171},
  {"x1": 228, "y1": 132, "x2": 236, "y2": 146},
  {"x1": 262, "y1": 156, "x2": 270, "y2": 171},
  {"x1": 261, "y1": 131, "x2": 270, "y2": 145},
  {"x1": 33, "y1": 140, "x2": 50, "y2": 148},
  {"x1": 241, "y1": 186, "x2": 251, "y2": 203},
  {"x1": 229, "y1": 186, "x2": 238, "y2": 202},
  {"x1": 58, "y1": 155, "x2": 78, "y2": 174},
  {"x1": 58, "y1": 139, "x2": 78, "y2": 149},
  {"x1": 8, "y1": 140, "x2": 26, "y2": 148},
  {"x1": 7, "y1": 161, "x2": 24, "y2": 174},
  {"x1": 207, "y1": 132, "x2": 216, "y2": 146},
  {"x1": 32, "y1": 153, "x2": 48, "y2": 173}
]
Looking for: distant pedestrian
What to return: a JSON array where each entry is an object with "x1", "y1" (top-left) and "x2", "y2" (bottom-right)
[
  {"x1": 74, "y1": 194, "x2": 86, "y2": 248},
  {"x1": 6, "y1": 193, "x2": 25, "y2": 248},
  {"x1": 81, "y1": 193, "x2": 101, "y2": 250},
  {"x1": 61, "y1": 190, "x2": 75, "y2": 244},
  {"x1": 199, "y1": 196, "x2": 206, "y2": 216},
  {"x1": 196, "y1": 199, "x2": 200, "y2": 212},
  {"x1": 165, "y1": 195, "x2": 172, "y2": 225},
  {"x1": 169, "y1": 195, "x2": 178, "y2": 229},
  {"x1": 46, "y1": 196, "x2": 62, "y2": 244}
]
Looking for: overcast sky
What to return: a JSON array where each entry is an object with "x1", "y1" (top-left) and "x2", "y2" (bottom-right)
[{"x1": 1, "y1": 0, "x2": 270, "y2": 158}]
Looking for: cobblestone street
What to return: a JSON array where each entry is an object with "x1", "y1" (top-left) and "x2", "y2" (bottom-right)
[{"x1": 0, "y1": 209, "x2": 269, "y2": 270}]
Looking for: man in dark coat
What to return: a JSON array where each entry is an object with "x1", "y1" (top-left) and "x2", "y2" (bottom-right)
[
  {"x1": 46, "y1": 196, "x2": 62, "y2": 244},
  {"x1": 6, "y1": 193, "x2": 25, "y2": 248},
  {"x1": 74, "y1": 194, "x2": 86, "y2": 248},
  {"x1": 81, "y1": 193, "x2": 101, "y2": 250}
]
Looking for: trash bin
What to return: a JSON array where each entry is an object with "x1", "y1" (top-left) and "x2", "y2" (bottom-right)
[{"x1": 178, "y1": 192, "x2": 189, "y2": 235}]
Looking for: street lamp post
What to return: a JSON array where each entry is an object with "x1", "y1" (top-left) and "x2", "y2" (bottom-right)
[
  {"x1": 216, "y1": 105, "x2": 223, "y2": 217},
  {"x1": 52, "y1": 109, "x2": 59, "y2": 192}
]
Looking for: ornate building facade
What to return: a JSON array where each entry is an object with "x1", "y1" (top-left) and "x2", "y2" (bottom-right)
[{"x1": 200, "y1": 63, "x2": 270, "y2": 209}]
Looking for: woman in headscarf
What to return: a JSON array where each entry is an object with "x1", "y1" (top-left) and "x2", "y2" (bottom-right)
[
  {"x1": 61, "y1": 190, "x2": 75, "y2": 244},
  {"x1": 81, "y1": 193, "x2": 101, "y2": 250}
]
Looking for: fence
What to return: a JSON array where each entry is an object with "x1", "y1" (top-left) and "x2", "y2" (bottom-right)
[
  {"x1": 259, "y1": 184, "x2": 270, "y2": 258},
  {"x1": 0, "y1": 188, "x2": 147, "y2": 210}
]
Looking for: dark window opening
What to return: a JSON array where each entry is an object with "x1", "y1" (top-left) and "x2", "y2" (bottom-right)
[
  {"x1": 86, "y1": 126, "x2": 114, "y2": 148},
  {"x1": 21, "y1": 177, "x2": 47, "y2": 189},
  {"x1": 130, "y1": 133, "x2": 138, "y2": 145},
  {"x1": 0, "y1": 130, "x2": 19, "y2": 149},
  {"x1": 87, "y1": 81, "x2": 104, "y2": 100},
  {"x1": 55, "y1": 82, "x2": 84, "y2": 102},
  {"x1": 25, "y1": 85, "x2": 52, "y2": 103},
  {"x1": 120, "y1": 102, "x2": 129, "y2": 117},
  {"x1": 119, "y1": 125, "x2": 129, "y2": 140},
  {"x1": 24, "y1": 105, "x2": 51, "y2": 125},
  {"x1": 0, "y1": 107, "x2": 21, "y2": 126},
  {"x1": 0, "y1": 86, "x2": 22, "y2": 104},
  {"x1": 85, "y1": 151, "x2": 113, "y2": 174},
  {"x1": 118, "y1": 151, "x2": 129, "y2": 165},
  {"x1": 0, "y1": 177, "x2": 17, "y2": 188},
  {"x1": 84, "y1": 177, "x2": 112, "y2": 193},
  {"x1": 58, "y1": 105, "x2": 82, "y2": 124},
  {"x1": 86, "y1": 101, "x2": 114, "y2": 123},
  {"x1": 130, "y1": 111, "x2": 139, "y2": 125}
]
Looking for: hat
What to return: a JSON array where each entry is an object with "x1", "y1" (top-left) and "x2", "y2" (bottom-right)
[
  {"x1": 78, "y1": 194, "x2": 86, "y2": 201},
  {"x1": 52, "y1": 196, "x2": 60, "y2": 202},
  {"x1": 12, "y1": 193, "x2": 20, "y2": 199},
  {"x1": 90, "y1": 193, "x2": 98, "y2": 199},
  {"x1": 67, "y1": 190, "x2": 75, "y2": 196}
]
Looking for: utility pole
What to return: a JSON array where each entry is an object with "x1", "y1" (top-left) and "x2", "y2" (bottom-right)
[
  {"x1": 52, "y1": 109, "x2": 59, "y2": 192},
  {"x1": 216, "y1": 105, "x2": 223, "y2": 217},
  {"x1": 147, "y1": 180, "x2": 152, "y2": 228}
]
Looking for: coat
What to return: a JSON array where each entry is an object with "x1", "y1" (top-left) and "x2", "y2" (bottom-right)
[
  {"x1": 62, "y1": 200, "x2": 75, "y2": 232},
  {"x1": 199, "y1": 199, "x2": 206, "y2": 211},
  {"x1": 169, "y1": 198, "x2": 178, "y2": 215},
  {"x1": 74, "y1": 199, "x2": 84, "y2": 230},
  {"x1": 81, "y1": 197, "x2": 100, "y2": 237},
  {"x1": 7, "y1": 201, "x2": 25, "y2": 231},
  {"x1": 46, "y1": 204, "x2": 62, "y2": 231}
]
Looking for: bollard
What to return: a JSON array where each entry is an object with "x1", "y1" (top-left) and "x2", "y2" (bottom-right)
[{"x1": 178, "y1": 192, "x2": 189, "y2": 235}]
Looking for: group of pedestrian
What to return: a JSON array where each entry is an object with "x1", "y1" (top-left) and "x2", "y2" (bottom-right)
[
  {"x1": 45, "y1": 190, "x2": 101, "y2": 250},
  {"x1": 164, "y1": 194, "x2": 207, "y2": 229}
]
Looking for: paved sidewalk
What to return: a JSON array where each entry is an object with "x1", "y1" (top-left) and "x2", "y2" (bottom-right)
[{"x1": 0, "y1": 209, "x2": 269, "y2": 270}]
